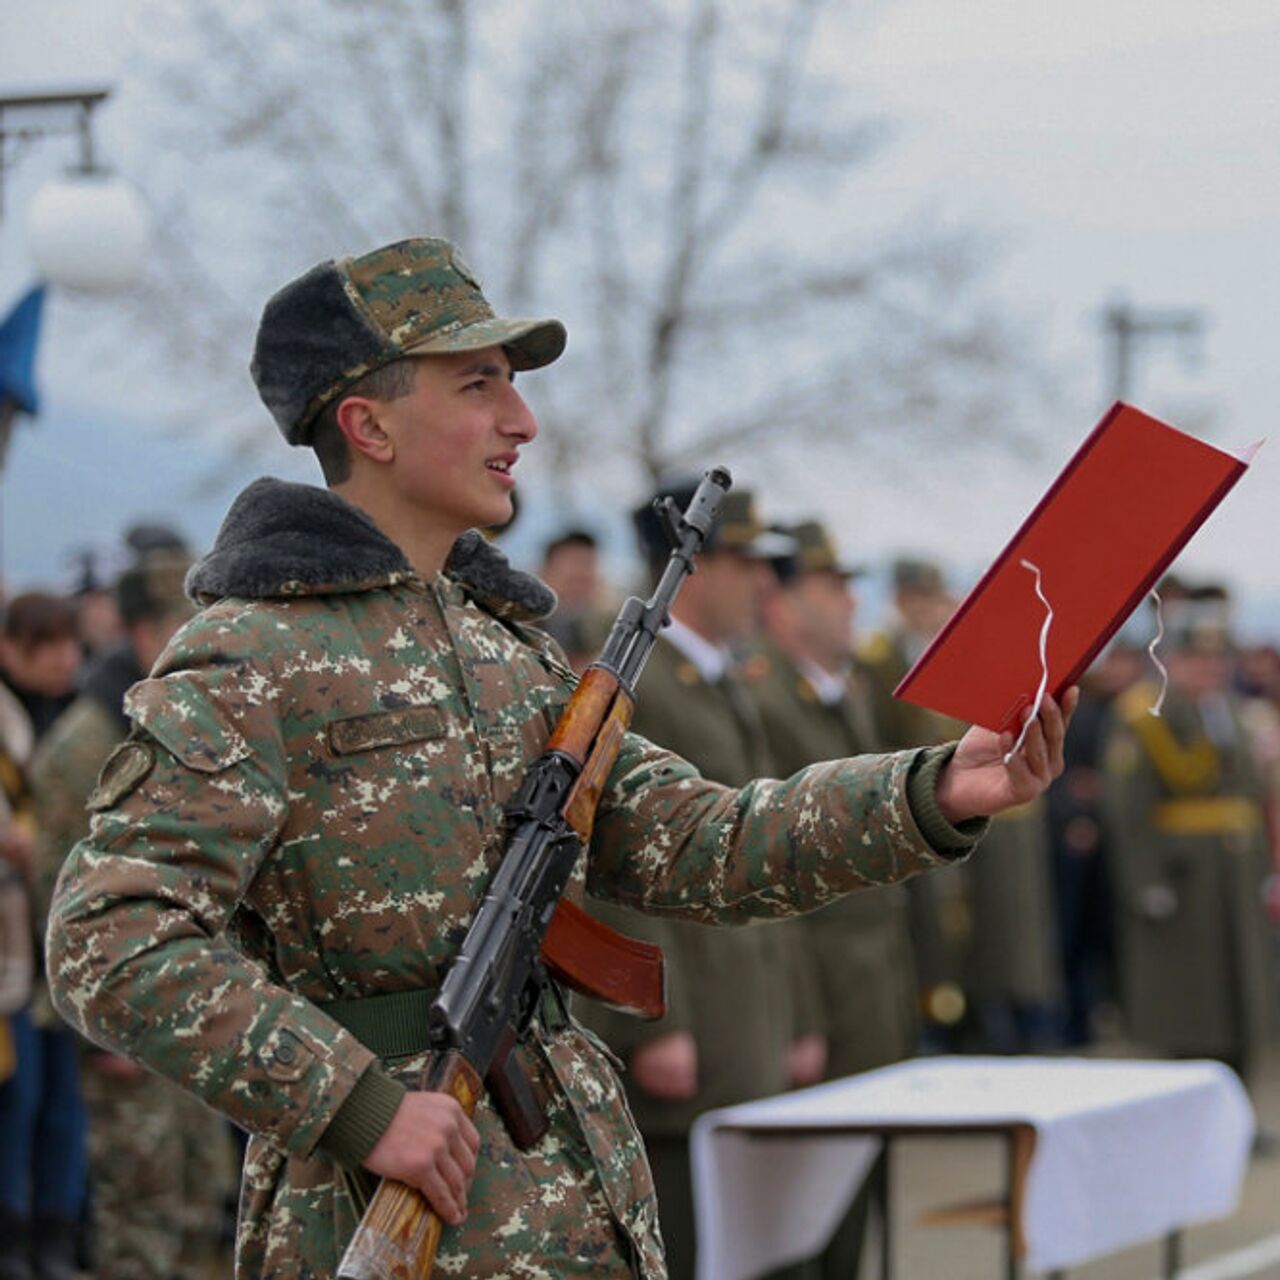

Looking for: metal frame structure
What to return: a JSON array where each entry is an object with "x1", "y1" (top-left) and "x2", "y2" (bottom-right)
[{"x1": 0, "y1": 86, "x2": 111, "y2": 216}]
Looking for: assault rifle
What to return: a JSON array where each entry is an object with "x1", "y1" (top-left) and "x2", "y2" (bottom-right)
[{"x1": 338, "y1": 467, "x2": 733, "y2": 1280}]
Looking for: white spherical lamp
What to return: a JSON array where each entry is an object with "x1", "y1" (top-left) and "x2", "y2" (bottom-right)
[{"x1": 25, "y1": 172, "x2": 151, "y2": 293}]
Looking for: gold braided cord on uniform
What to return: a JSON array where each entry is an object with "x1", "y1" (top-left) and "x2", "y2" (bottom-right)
[
  {"x1": 0, "y1": 752, "x2": 28, "y2": 812},
  {"x1": 857, "y1": 631, "x2": 895, "y2": 666},
  {"x1": 1116, "y1": 682, "x2": 1220, "y2": 795},
  {"x1": 1153, "y1": 797, "x2": 1261, "y2": 835}
]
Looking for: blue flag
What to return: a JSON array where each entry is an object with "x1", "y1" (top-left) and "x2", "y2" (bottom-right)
[{"x1": 0, "y1": 285, "x2": 47, "y2": 417}]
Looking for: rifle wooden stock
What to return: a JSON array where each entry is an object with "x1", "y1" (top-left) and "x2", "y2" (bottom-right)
[{"x1": 337, "y1": 1052, "x2": 483, "y2": 1280}]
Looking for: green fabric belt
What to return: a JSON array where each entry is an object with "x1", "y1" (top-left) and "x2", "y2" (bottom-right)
[
  {"x1": 323, "y1": 983, "x2": 569, "y2": 1060},
  {"x1": 324, "y1": 988, "x2": 437, "y2": 1059}
]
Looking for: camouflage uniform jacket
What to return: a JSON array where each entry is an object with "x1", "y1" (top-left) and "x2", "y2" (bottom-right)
[{"x1": 47, "y1": 479, "x2": 975, "y2": 1279}]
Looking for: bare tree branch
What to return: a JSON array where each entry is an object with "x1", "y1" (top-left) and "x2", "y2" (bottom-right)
[{"x1": 59, "y1": 0, "x2": 1046, "y2": 506}]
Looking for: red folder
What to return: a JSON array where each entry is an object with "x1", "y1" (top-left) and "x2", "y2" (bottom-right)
[{"x1": 894, "y1": 403, "x2": 1257, "y2": 733}]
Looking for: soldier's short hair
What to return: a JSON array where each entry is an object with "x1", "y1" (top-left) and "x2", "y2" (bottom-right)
[{"x1": 309, "y1": 358, "x2": 421, "y2": 486}]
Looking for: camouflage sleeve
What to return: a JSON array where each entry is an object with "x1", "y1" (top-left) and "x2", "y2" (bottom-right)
[
  {"x1": 586, "y1": 731, "x2": 971, "y2": 923},
  {"x1": 45, "y1": 624, "x2": 382, "y2": 1161}
]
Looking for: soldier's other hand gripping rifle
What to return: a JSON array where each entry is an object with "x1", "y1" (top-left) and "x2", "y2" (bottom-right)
[{"x1": 338, "y1": 467, "x2": 733, "y2": 1280}]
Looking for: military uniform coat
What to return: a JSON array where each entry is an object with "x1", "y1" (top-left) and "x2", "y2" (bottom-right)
[
  {"x1": 47, "y1": 480, "x2": 973, "y2": 1280},
  {"x1": 577, "y1": 635, "x2": 794, "y2": 1136},
  {"x1": 744, "y1": 646, "x2": 918, "y2": 1076},
  {"x1": 1102, "y1": 681, "x2": 1275, "y2": 1067},
  {"x1": 967, "y1": 799, "x2": 1062, "y2": 1009},
  {"x1": 859, "y1": 629, "x2": 973, "y2": 1022}
]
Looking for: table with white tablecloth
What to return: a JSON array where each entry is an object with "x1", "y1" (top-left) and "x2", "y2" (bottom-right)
[{"x1": 691, "y1": 1056, "x2": 1254, "y2": 1279}]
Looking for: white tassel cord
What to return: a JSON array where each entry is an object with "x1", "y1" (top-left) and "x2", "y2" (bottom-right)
[
  {"x1": 1004, "y1": 558, "x2": 1053, "y2": 765},
  {"x1": 1146, "y1": 588, "x2": 1168, "y2": 717}
]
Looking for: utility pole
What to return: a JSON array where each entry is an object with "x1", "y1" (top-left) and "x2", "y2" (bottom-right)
[{"x1": 1099, "y1": 298, "x2": 1205, "y2": 404}]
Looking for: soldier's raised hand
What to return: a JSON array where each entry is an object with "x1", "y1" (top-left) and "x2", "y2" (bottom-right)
[{"x1": 935, "y1": 688, "x2": 1078, "y2": 823}]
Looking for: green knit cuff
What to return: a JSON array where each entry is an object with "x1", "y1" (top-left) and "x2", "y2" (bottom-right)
[
  {"x1": 318, "y1": 1064, "x2": 407, "y2": 1169},
  {"x1": 907, "y1": 742, "x2": 989, "y2": 858}
]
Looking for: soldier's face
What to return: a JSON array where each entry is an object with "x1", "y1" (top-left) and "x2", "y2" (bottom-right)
[
  {"x1": 380, "y1": 347, "x2": 537, "y2": 532},
  {"x1": 696, "y1": 552, "x2": 768, "y2": 645},
  {"x1": 791, "y1": 571, "x2": 856, "y2": 668}
]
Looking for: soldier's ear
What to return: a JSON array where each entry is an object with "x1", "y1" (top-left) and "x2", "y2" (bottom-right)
[{"x1": 336, "y1": 395, "x2": 395, "y2": 465}]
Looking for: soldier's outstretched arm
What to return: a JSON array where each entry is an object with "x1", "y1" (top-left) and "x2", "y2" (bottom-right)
[{"x1": 586, "y1": 691, "x2": 1075, "y2": 926}]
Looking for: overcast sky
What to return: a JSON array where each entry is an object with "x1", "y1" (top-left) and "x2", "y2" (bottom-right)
[{"x1": 2, "y1": 0, "x2": 1277, "y2": 631}]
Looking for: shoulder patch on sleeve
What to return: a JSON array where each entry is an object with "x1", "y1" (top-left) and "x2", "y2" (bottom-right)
[
  {"x1": 125, "y1": 676, "x2": 252, "y2": 773},
  {"x1": 87, "y1": 742, "x2": 155, "y2": 812}
]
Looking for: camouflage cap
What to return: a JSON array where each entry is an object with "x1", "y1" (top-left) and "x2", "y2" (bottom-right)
[
  {"x1": 633, "y1": 481, "x2": 794, "y2": 564},
  {"x1": 251, "y1": 237, "x2": 568, "y2": 444},
  {"x1": 772, "y1": 520, "x2": 863, "y2": 583},
  {"x1": 116, "y1": 550, "x2": 197, "y2": 627}
]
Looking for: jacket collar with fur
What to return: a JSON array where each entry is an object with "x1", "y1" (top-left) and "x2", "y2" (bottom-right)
[{"x1": 186, "y1": 477, "x2": 556, "y2": 623}]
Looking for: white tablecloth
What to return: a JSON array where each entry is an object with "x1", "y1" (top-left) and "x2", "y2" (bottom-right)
[{"x1": 690, "y1": 1056, "x2": 1254, "y2": 1278}]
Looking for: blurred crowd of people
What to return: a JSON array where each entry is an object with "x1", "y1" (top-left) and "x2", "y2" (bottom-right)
[
  {"x1": 1, "y1": 529, "x2": 238, "y2": 1280},
  {"x1": 2, "y1": 491, "x2": 1278, "y2": 1277},
  {"x1": 533, "y1": 483, "x2": 1280, "y2": 1276}
]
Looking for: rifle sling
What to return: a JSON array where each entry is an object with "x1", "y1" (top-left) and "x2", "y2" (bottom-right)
[{"x1": 323, "y1": 982, "x2": 570, "y2": 1061}]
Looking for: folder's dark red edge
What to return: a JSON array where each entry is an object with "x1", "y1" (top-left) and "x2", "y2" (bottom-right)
[{"x1": 893, "y1": 402, "x2": 1250, "y2": 733}]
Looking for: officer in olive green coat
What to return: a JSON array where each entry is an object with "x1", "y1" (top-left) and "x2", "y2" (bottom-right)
[
  {"x1": 967, "y1": 797, "x2": 1063, "y2": 1051},
  {"x1": 860, "y1": 559, "x2": 973, "y2": 1044},
  {"x1": 1101, "y1": 592, "x2": 1275, "y2": 1077},
  {"x1": 747, "y1": 522, "x2": 918, "y2": 1279},
  {"x1": 747, "y1": 522, "x2": 918, "y2": 1079},
  {"x1": 579, "y1": 484, "x2": 796, "y2": 1279}
]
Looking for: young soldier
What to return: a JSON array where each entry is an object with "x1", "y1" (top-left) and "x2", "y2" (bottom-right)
[{"x1": 46, "y1": 237, "x2": 1073, "y2": 1279}]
